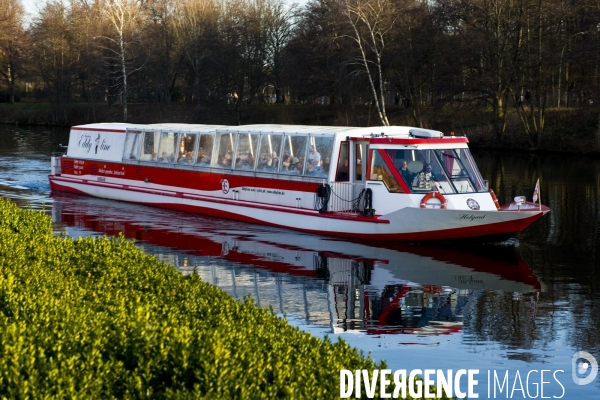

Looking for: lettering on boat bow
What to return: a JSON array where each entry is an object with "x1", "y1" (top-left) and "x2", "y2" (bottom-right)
[{"x1": 458, "y1": 213, "x2": 487, "y2": 221}]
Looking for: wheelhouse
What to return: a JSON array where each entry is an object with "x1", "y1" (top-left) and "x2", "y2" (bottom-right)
[{"x1": 366, "y1": 147, "x2": 487, "y2": 195}]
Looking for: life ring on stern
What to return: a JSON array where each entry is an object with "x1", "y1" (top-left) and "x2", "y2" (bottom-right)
[
  {"x1": 489, "y1": 189, "x2": 500, "y2": 210},
  {"x1": 420, "y1": 191, "x2": 447, "y2": 209}
]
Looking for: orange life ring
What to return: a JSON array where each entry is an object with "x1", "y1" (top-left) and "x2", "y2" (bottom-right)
[
  {"x1": 420, "y1": 191, "x2": 447, "y2": 209},
  {"x1": 489, "y1": 189, "x2": 500, "y2": 210}
]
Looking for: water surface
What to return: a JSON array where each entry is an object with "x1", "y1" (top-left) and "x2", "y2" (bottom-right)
[{"x1": 1, "y1": 124, "x2": 598, "y2": 398}]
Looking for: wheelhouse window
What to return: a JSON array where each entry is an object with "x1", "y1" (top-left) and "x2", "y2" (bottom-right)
[
  {"x1": 381, "y1": 148, "x2": 486, "y2": 194},
  {"x1": 369, "y1": 150, "x2": 403, "y2": 193},
  {"x1": 235, "y1": 133, "x2": 259, "y2": 170},
  {"x1": 140, "y1": 131, "x2": 158, "y2": 161},
  {"x1": 123, "y1": 129, "x2": 142, "y2": 160},
  {"x1": 407, "y1": 150, "x2": 450, "y2": 193},
  {"x1": 177, "y1": 133, "x2": 197, "y2": 164},
  {"x1": 280, "y1": 135, "x2": 307, "y2": 174},
  {"x1": 212, "y1": 132, "x2": 237, "y2": 168},
  {"x1": 335, "y1": 141, "x2": 349, "y2": 181},
  {"x1": 434, "y1": 148, "x2": 487, "y2": 193},
  {"x1": 197, "y1": 134, "x2": 214, "y2": 166},
  {"x1": 355, "y1": 143, "x2": 364, "y2": 180},
  {"x1": 257, "y1": 133, "x2": 283, "y2": 172}
]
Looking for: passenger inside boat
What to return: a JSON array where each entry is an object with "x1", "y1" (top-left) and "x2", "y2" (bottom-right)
[
  {"x1": 308, "y1": 145, "x2": 321, "y2": 164},
  {"x1": 322, "y1": 157, "x2": 330, "y2": 173},
  {"x1": 336, "y1": 158, "x2": 349, "y2": 181},
  {"x1": 280, "y1": 155, "x2": 292, "y2": 172},
  {"x1": 158, "y1": 152, "x2": 173, "y2": 163},
  {"x1": 292, "y1": 161, "x2": 303, "y2": 174},
  {"x1": 197, "y1": 155, "x2": 210, "y2": 166},
  {"x1": 183, "y1": 136, "x2": 194, "y2": 153},
  {"x1": 220, "y1": 156, "x2": 231, "y2": 167},
  {"x1": 412, "y1": 164, "x2": 436, "y2": 191},
  {"x1": 399, "y1": 160, "x2": 414, "y2": 184}
]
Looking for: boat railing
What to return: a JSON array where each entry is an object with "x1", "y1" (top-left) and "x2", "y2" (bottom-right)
[{"x1": 328, "y1": 182, "x2": 367, "y2": 214}]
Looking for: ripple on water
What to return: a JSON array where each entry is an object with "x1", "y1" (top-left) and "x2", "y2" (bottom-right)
[{"x1": 1, "y1": 128, "x2": 599, "y2": 398}]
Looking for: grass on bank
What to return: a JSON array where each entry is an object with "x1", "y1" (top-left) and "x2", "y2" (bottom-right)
[{"x1": 0, "y1": 199, "x2": 452, "y2": 399}]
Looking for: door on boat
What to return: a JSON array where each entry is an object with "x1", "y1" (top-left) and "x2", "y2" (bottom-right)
[
  {"x1": 353, "y1": 141, "x2": 368, "y2": 183},
  {"x1": 333, "y1": 140, "x2": 368, "y2": 213}
]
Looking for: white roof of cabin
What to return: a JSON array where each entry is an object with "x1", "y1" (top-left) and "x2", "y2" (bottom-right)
[
  {"x1": 72, "y1": 122, "x2": 136, "y2": 131},
  {"x1": 72, "y1": 123, "x2": 441, "y2": 138},
  {"x1": 217, "y1": 124, "x2": 429, "y2": 138}
]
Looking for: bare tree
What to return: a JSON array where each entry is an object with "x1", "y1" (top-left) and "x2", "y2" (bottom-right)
[
  {"x1": 30, "y1": 0, "x2": 80, "y2": 122},
  {"x1": 144, "y1": 0, "x2": 181, "y2": 120},
  {"x1": 0, "y1": 0, "x2": 25, "y2": 104},
  {"x1": 172, "y1": 0, "x2": 220, "y2": 105},
  {"x1": 340, "y1": 0, "x2": 396, "y2": 126},
  {"x1": 264, "y1": 0, "x2": 297, "y2": 103},
  {"x1": 96, "y1": 0, "x2": 145, "y2": 121}
]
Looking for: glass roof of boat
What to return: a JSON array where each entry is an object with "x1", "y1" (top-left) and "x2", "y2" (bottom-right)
[{"x1": 74, "y1": 123, "x2": 452, "y2": 140}]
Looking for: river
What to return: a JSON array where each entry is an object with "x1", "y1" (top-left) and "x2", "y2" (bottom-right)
[{"x1": 1, "y1": 124, "x2": 598, "y2": 398}]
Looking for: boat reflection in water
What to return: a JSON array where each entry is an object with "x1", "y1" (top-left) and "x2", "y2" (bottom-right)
[{"x1": 51, "y1": 193, "x2": 542, "y2": 337}]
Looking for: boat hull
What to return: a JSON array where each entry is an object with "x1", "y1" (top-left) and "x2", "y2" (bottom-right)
[{"x1": 49, "y1": 175, "x2": 548, "y2": 242}]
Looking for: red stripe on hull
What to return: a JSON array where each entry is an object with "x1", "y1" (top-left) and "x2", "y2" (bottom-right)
[
  {"x1": 60, "y1": 157, "x2": 326, "y2": 193},
  {"x1": 50, "y1": 178, "x2": 543, "y2": 242},
  {"x1": 49, "y1": 176, "x2": 389, "y2": 223}
]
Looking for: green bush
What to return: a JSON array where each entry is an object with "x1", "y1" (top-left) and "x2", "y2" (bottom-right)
[{"x1": 0, "y1": 199, "x2": 450, "y2": 399}]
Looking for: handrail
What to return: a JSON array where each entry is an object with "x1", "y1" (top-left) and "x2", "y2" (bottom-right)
[{"x1": 328, "y1": 182, "x2": 367, "y2": 214}]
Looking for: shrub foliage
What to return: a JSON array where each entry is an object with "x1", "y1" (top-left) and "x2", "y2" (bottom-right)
[{"x1": 0, "y1": 199, "x2": 452, "y2": 399}]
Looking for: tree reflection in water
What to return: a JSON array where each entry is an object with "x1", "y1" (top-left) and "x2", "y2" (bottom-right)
[{"x1": 0, "y1": 125, "x2": 599, "y2": 395}]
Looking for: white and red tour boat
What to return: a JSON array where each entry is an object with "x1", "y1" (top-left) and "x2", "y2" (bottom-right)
[{"x1": 49, "y1": 123, "x2": 549, "y2": 241}]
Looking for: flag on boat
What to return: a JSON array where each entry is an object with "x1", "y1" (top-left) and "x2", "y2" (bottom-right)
[{"x1": 532, "y1": 179, "x2": 540, "y2": 203}]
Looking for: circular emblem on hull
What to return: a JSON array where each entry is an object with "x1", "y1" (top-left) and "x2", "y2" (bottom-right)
[
  {"x1": 221, "y1": 179, "x2": 230, "y2": 194},
  {"x1": 466, "y1": 198, "x2": 480, "y2": 210}
]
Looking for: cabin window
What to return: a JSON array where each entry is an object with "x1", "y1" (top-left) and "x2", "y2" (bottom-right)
[
  {"x1": 355, "y1": 143, "x2": 364, "y2": 181},
  {"x1": 432, "y1": 149, "x2": 487, "y2": 193},
  {"x1": 197, "y1": 134, "x2": 214, "y2": 166},
  {"x1": 335, "y1": 142, "x2": 349, "y2": 181},
  {"x1": 257, "y1": 133, "x2": 283, "y2": 173},
  {"x1": 369, "y1": 150, "x2": 403, "y2": 193},
  {"x1": 234, "y1": 133, "x2": 259, "y2": 170},
  {"x1": 122, "y1": 130, "x2": 142, "y2": 161},
  {"x1": 303, "y1": 135, "x2": 332, "y2": 178},
  {"x1": 156, "y1": 131, "x2": 178, "y2": 164},
  {"x1": 177, "y1": 133, "x2": 198, "y2": 164},
  {"x1": 212, "y1": 132, "x2": 237, "y2": 168},
  {"x1": 281, "y1": 135, "x2": 308, "y2": 174},
  {"x1": 140, "y1": 131, "x2": 158, "y2": 161},
  {"x1": 384, "y1": 149, "x2": 453, "y2": 193}
]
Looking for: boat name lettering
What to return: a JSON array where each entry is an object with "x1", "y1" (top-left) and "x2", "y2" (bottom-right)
[
  {"x1": 77, "y1": 134, "x2": 111, "y2": 154},
  {"x1": 458, "y1": 213, "x2": 486, "y2": 221},
  {"x1": 99, "y1": 139, "x2": 111, "y2": 152},
  {"x1": 455, "y1": 275, "x2": 484, "y2": 285},
  {"x1": 98, "y1": 168, "x2": 125, "y2": 176},
  {"x1": 241, "y1": 187, "x2": 285, "y2": 195},
  {"x1": 78, "y1": 134, "x2": 93, "y2": 153}
]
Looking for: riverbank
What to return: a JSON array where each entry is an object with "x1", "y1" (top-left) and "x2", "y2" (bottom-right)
[
  {"x1": 0, "y1": 199, "x2": 453, "y2": 399},
  {"x1": 1, "y1": 101, "x2": 598, "y2": 155}
]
